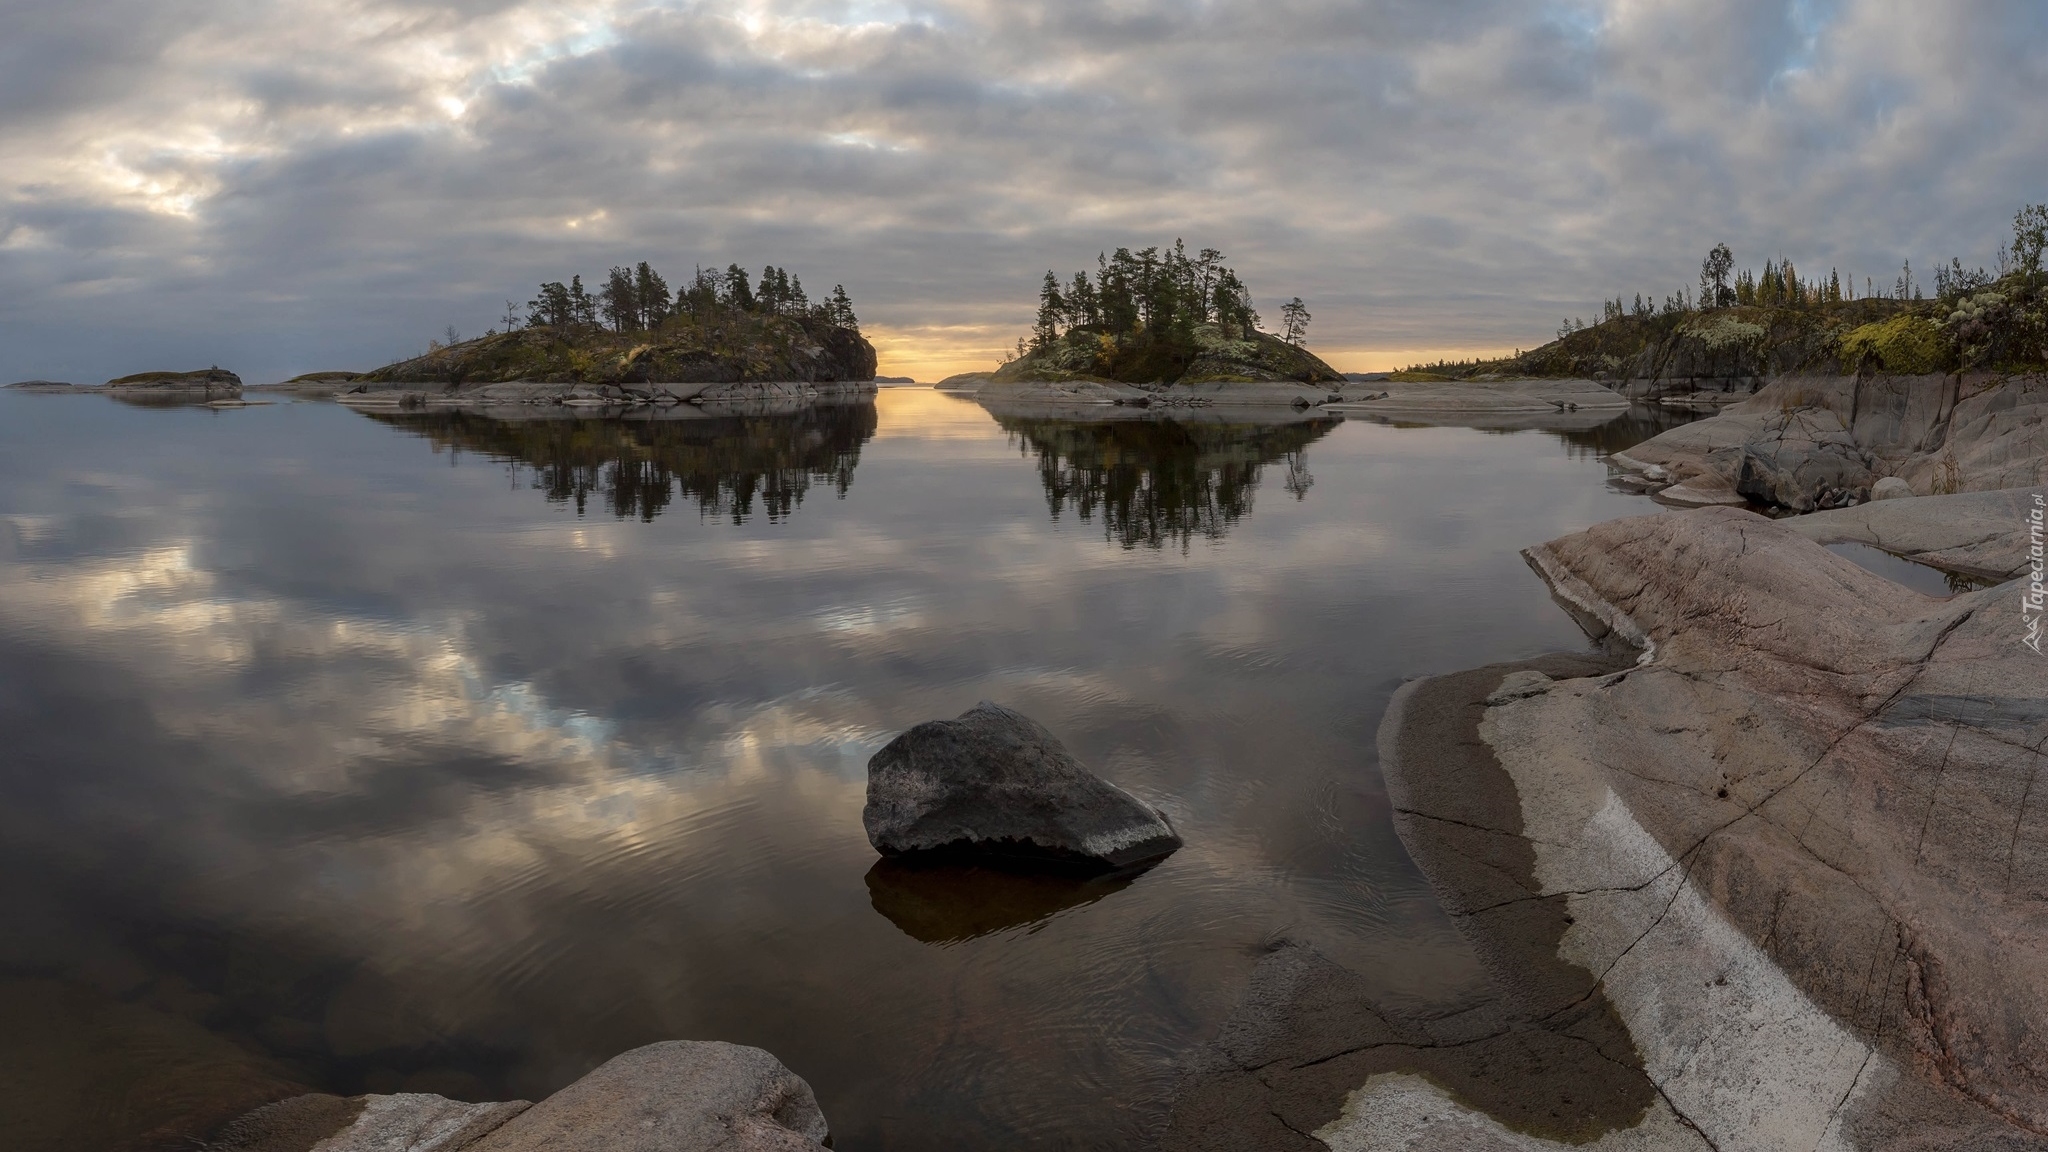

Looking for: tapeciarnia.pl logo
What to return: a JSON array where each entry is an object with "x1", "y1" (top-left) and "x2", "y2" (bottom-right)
[{"x1": 2026, "y1": 493, "x2": 2045, "y2": 654}]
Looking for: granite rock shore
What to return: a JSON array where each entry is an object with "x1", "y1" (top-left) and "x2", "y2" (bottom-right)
[{"x1": 1166, "y1": 494, "x2": 2048, "y2": 1149}]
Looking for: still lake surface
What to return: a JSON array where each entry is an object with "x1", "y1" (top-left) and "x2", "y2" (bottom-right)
[{"x1": 0, "y1": 387, "x2": 1692, "y2": 1150}]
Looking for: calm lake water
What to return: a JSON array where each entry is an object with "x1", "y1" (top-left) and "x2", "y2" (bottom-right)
[{"x1": 0, "y1": 387, "x2": 1691, "y2": 1151}]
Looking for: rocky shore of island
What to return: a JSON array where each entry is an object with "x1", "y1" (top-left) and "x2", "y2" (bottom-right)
[{"x1": 1158, "y1": 363, "x2": 2048, "y2": 1149}]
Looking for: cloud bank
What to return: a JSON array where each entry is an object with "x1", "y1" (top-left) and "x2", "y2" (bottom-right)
[{"x1": 1, "y1": 0, "x2": 2043, "y2": 380}]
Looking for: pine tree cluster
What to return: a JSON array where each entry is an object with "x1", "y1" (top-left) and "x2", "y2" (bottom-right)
[
  {"x1": 525, "y1": 263, "x2": 858, "y2": 335},
  {"x1": 1030, "y1": 241, "x2": 1263, "y2": 351}
]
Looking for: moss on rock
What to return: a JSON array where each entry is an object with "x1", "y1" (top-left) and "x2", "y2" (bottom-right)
[{"x1": 1839, "y1": 315, "x2": 1949, "y2": 374}]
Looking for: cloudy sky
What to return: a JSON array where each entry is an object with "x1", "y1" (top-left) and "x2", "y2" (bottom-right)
[{"x1": 2, "y1": 0, "x2": 2043, "y2": 382}]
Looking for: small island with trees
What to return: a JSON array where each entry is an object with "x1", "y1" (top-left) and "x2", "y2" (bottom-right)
[
  {"x1": 345, "y1": 262, "x2": 877, "y2": 401},
  {"x1": 946, "y1": 243, "x2": 1345, "y2": 407},
  {"x1": 1377, "y1": 203, "x2": 2048, "y2": 394}
]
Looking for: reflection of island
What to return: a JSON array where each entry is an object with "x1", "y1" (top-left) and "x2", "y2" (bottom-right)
[
  {"x1": 990, "y1": 410, "x2": 1340, "y2": 549},
  {"x1": 1537, "y1": 404, "x2": 1706, "y2": 459},
  {"x1": 1343, "y1": 401, "x2": 1704, "y2": 459},
  {"x1": 366, "y1": 401, "x2": 877, "y2": 522},
  {"x1": 864, "y1": 858, "x2": 1149, "y2": 945}
]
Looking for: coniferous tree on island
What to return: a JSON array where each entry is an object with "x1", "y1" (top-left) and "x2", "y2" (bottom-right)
[
  {"x1": 1001, "y1": 240, "x2": 1337, "y2": 386},
  {"x1": 363, "y1": 259, "x2": 872, "y2": 386}
]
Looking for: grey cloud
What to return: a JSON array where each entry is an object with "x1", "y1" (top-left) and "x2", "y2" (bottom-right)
[{"x1": 1, "y1": 0, "x2": 2043, "y2": 381}]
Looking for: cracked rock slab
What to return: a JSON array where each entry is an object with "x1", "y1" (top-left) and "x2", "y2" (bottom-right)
[
  {"x1": 1784, "y1": 486, "x2": 2045, "y2": 582},
  {"x1": 1500, "y1": 507, "x2": 2048, "y2": 1147}
]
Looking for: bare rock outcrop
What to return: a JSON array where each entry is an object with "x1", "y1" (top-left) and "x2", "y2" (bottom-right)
[
  {"x1": 1488, "y1": 507, "x2": 2047, "y2": 1145},
  {"x1": 864, "y1": 701, "x2": 1181, "y2": 868},
  {"x1": 1615, "y1": 374, "x2": 2048, "y2": 509},
  {"x1": 1785, "y1": 487, "x2": 2045, "y2": 582},
  {"x1": 475, "y1": 1041, "x2": 829, "y2": 1152},
  {"x1": 1254, "y1": 507, "x2": 2046, "y2": 1149},
  {"x1": 207, "y1": 1041, "x2": 829, "y2": 1152},
  {"x1": 1730, "y1": 407, "x2": 1878, "y2": 511}
]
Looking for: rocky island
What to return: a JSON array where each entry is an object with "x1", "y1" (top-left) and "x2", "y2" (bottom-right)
[
  {"x1": 8, "y1": 367, "x2": 246, "y2": 402},
  {"x1": 945, "y1": 243, "x2": 1348, "y2": 406},
  {"x1": 336, "y1": 262, "x2": 877, "y2": 410}
]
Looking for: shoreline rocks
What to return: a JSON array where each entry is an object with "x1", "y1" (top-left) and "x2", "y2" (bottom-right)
[
  {"x1": 1176, "y1": 492, "x2": 2046, "y2": 1148},
  {"x1": 106, "y1": 367, "x2": 244, "y2": 394},
  {"x1": 1496, "y1": 507, "x2": 2048, "y2": 1144},
  {"x1": 968, "y1": 375, "x2": 1344, "y2": 408},
  {"x1": 990, "y1": 324, "x2": 1344, "y2": 392},
  {"x1": 6, "y1": 369, "x2": 244, "y2": 398},
  {"x1": 1322, "y1": 377, "x2": 1630, "y2": 415},
  {"x1": 359, "y1": 319, "x2": 876, "y2": 389},
  {"x1": 207, "y1": 1041, "x2": 829, "y2": 1152},
  {"x1": 1782, "y1": 486, "x2": 2044, "y2": 582},
  {"x1": 863, "y1": 702, "x2": 1182, "y2": 869},
  {"x1": 333, "y1": 378, "x2": 877, "y2": 411},
  {"x1": 1613, "y1": 373, "x2": 2048, "y2": 510}
]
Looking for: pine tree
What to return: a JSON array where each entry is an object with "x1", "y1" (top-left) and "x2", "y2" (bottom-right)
[
  {"x1": 1067, "y1": 272, "x2": 1097, "y2": 327},
  {"x1": 1700, "y1": 243, "x2": 1734, "y2": 308},
  {"x1": 527, "y1": 281, "x2": 573, "y2": 328},
  {"x1": 725, "y1": 264, "x2": 755, "y2": 311},
  {"x1": 1034, "y1": 271, "x2": 1065, "y2": 348},
  {"x1": 827, "y1": 285, "x2": 858, "y2": 332},
  {"x1": 634, "y1": 262, "x2": 670, "y2": 330},
  {"x1": 1280, "y1": 298, "x2": 1311, "y2": 347},
  {"x1": 569, "y1": 275, "x2": 597, "y2": 326},
  {"x1": 602, "y1": 266, "x2": 637, "y2": 331},
  {"x1": 2014, "y1": 203, "x2": 2048, "y2": 278}
]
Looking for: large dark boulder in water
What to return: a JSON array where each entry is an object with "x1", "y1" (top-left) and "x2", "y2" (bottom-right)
[{"x1": 863, "y1": 701, "x2": 1181, "y2": 868}]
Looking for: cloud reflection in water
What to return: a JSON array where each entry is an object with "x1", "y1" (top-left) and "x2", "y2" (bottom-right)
[{"x1": 0, "y1": 388, "x2": 1680, "y2": 1151}]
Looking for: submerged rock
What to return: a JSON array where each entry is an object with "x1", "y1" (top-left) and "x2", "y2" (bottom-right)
[{"x1": 863, "y1": 702, "x2": 1181, "y2": 868}]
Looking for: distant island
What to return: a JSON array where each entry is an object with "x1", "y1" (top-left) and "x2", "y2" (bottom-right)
[
  {"x1": 1380, "y1": 208, "x2": 2047, "y2": 398},
  {"x1": 949, "y1": 244, "x2": 1343, "y2": 403},
  {"x1": 357, "y1": 262, "x2": 876, "y2": 388}
]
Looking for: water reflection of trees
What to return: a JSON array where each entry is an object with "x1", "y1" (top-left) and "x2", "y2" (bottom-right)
[
  {"x1": 993, "y1": 413, "x2": 1340, "y2": 550},
  {"x1": 368, "y1": 402, "x2": 877, "y2": 522}
]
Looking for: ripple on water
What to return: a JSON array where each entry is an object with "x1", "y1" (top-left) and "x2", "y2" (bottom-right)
[{"x1": 0, "y1": 390, "x2": 1692, "y2": 1150}]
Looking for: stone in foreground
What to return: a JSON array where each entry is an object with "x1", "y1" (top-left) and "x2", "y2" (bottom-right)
[
  {"x1": 477, "y1": 1041, "x2": 829, "y2": 1152},
  {"x1": 864, "y1": 701, "x2": 1181, "y2": 868},
  {"x1": 208, "y1": 1041, "x2": 828, "y2": 1152}
]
